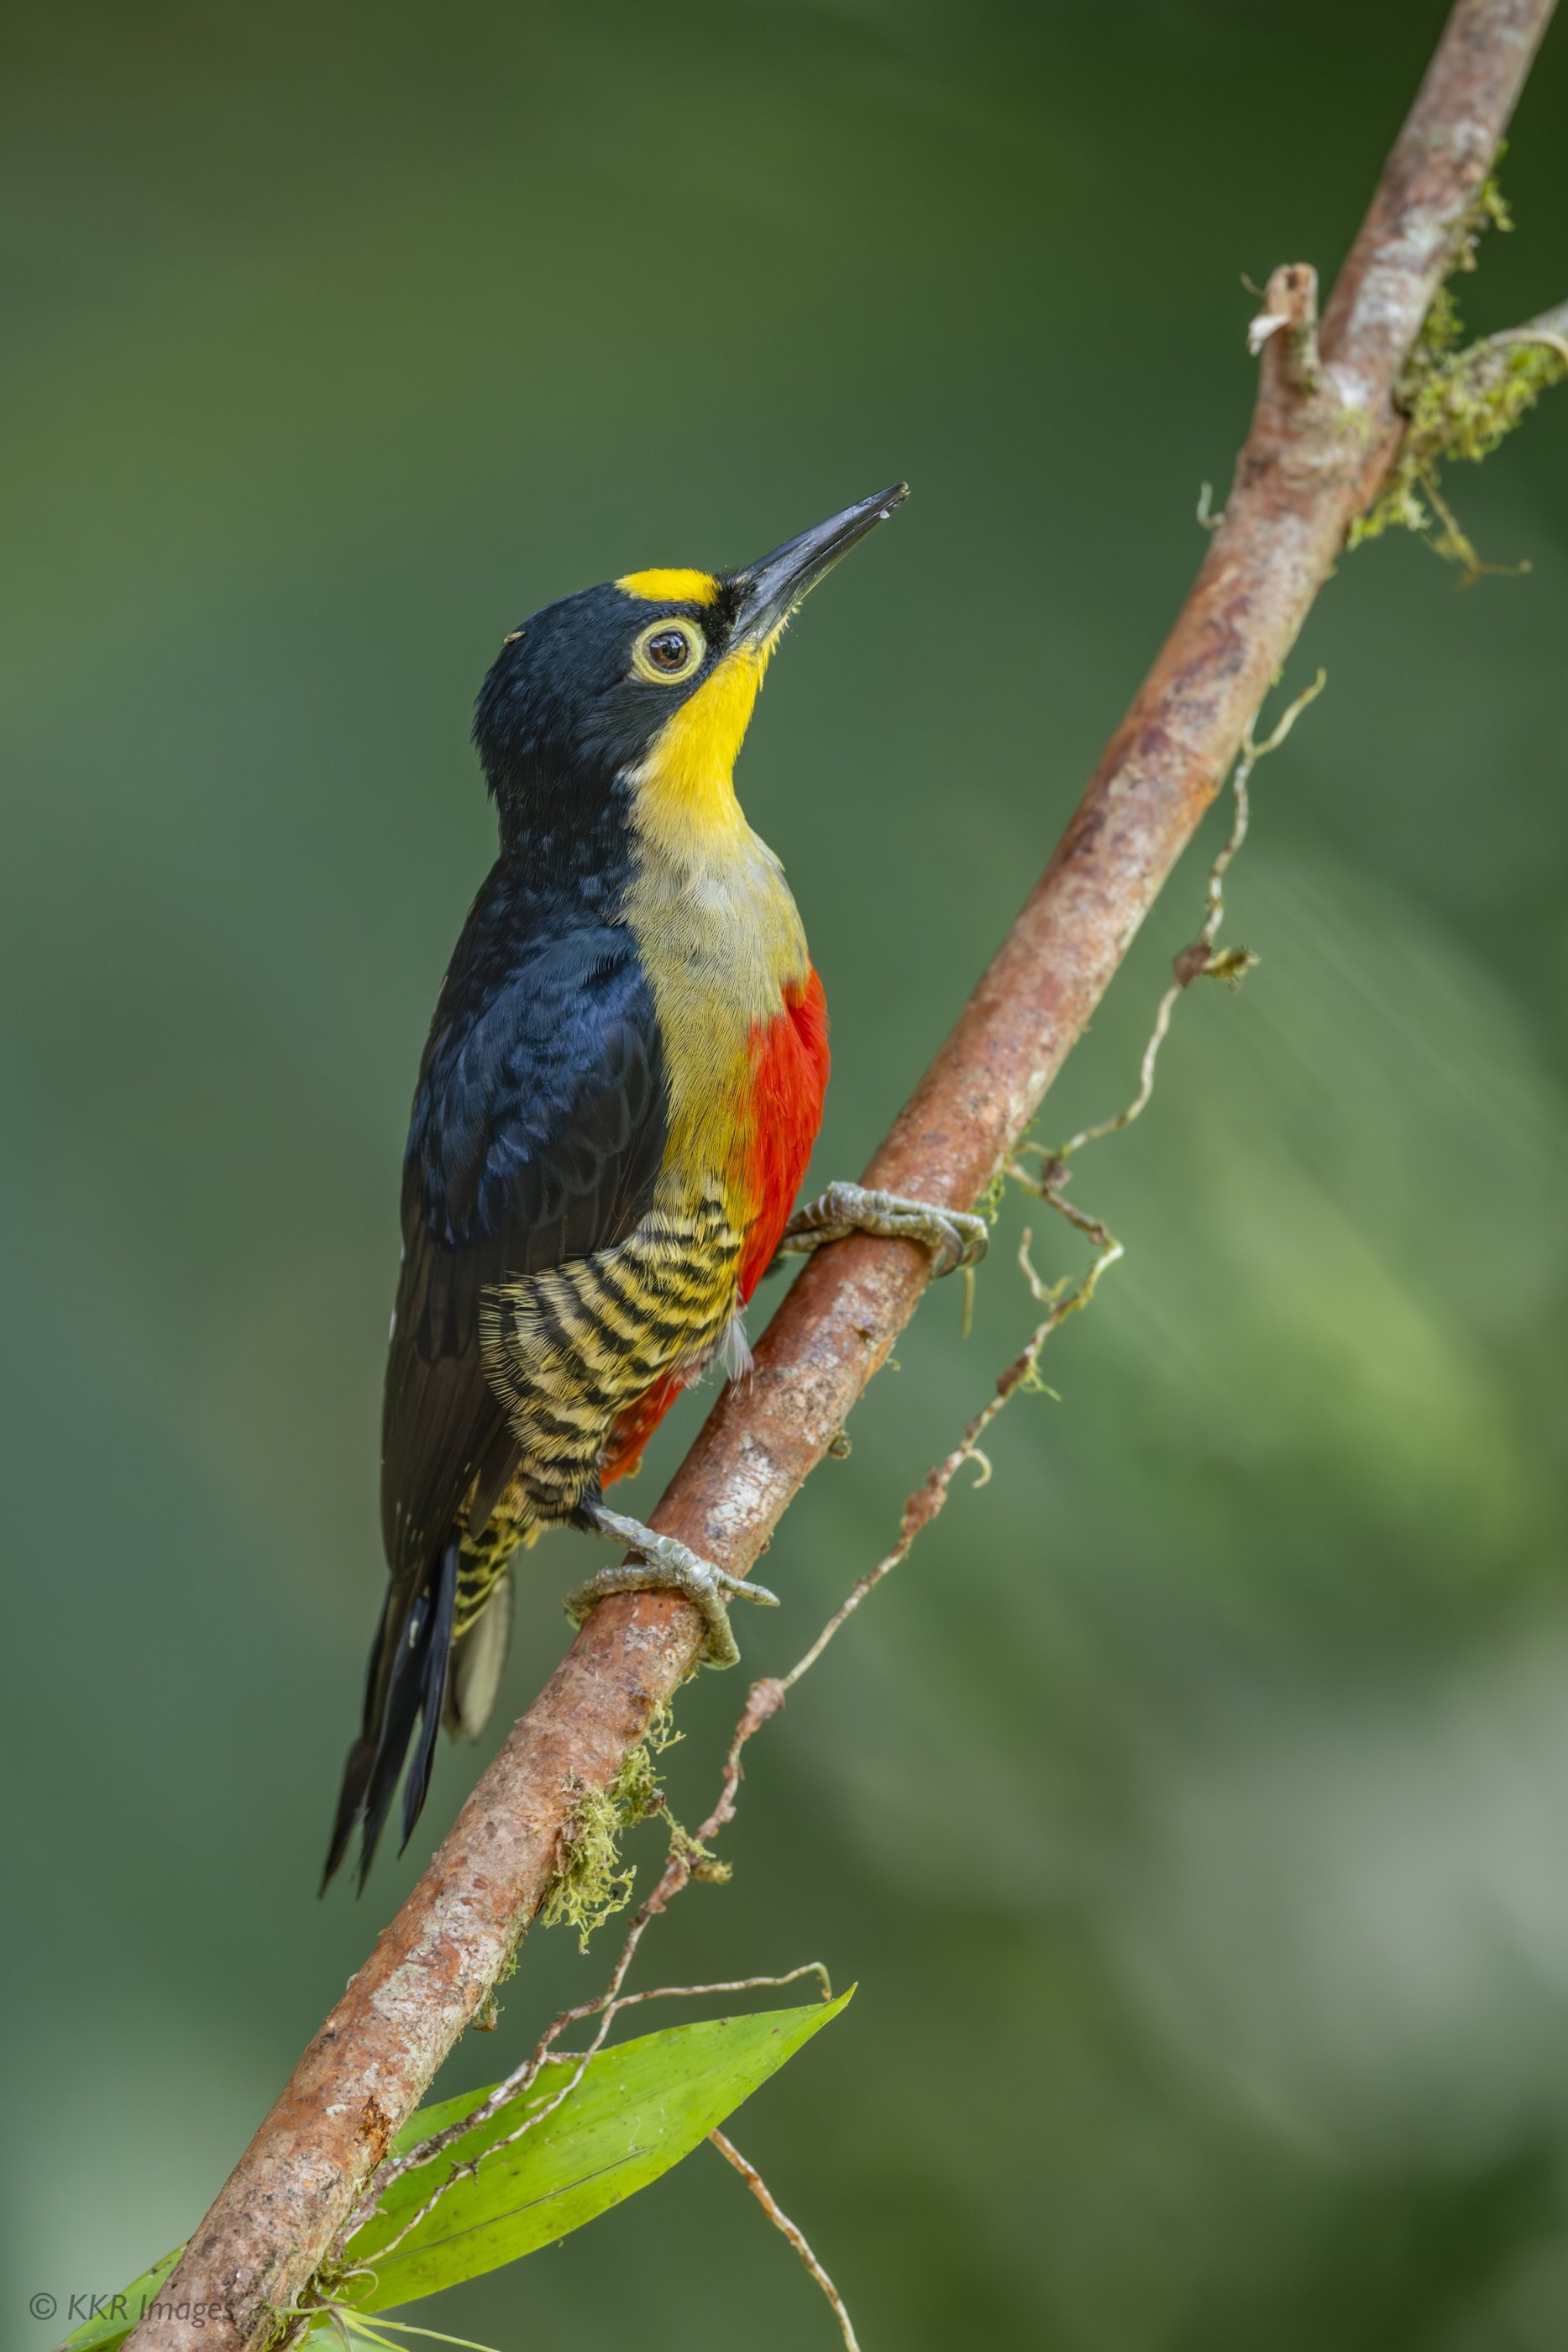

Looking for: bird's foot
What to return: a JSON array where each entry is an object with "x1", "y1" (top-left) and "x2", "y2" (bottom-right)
[
  {"x1": 565, "y1": 1504, "x2": 779, "y2": 1668},
  {"x1": 774, "y1": 1180, "x2": 989, "y2": 1278}
]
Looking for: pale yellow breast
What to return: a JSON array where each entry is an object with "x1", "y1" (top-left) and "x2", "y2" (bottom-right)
[{"x1": 624, "y1": 815, "x2": 809, "y2": 1211}]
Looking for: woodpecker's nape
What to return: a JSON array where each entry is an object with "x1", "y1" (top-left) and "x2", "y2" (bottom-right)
[{"x1": 325, "y1": 482, "x2": 987, "y2": 1890}]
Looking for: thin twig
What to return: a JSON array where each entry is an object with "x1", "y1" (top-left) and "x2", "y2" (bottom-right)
[
  {"x1": 1037, "y1": 667, "x2": 1324, "y2": 1165},
  {"x1": 359, "y1": 1965, "x2": 831, "y2": 2255},
  {"x1": 1490, "y1": 322, "x2": 1568, "y2": 364},
  {"x1": 710, "y1": 2131, "x2": 863, "y2": 2352}
]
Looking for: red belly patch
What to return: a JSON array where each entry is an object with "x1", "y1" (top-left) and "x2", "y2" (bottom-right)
[
  {"x1": 600, "y1": 969, "x2": 830, "y2": 1487},
  {"x1": 737, "y1": 966, "x2": 831, "y2": 1300}
]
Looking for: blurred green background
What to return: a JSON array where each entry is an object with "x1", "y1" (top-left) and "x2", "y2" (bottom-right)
[{"x1": 5, "y1": 2, "x2": 1567, "y2": 2344}]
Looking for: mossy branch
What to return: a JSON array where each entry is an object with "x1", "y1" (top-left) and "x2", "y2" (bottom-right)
[
  {"x1": 536, "y1": 1702, "x2": 727, "y2": 1950},
  {"x1": 1350, "y1": 181, "x2": 1568, "y2": 578}
]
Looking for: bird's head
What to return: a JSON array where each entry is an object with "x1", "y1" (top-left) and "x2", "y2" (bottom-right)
[{"x1": 475, "y1": 484, "x2": 907, "y2": 864}]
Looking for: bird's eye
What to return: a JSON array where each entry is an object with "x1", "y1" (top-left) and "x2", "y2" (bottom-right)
[{"x1": 632, "y1": 617, "x2": 705, "y2": 685}]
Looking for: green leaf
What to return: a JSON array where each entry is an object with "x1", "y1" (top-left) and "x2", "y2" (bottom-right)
[
  {"x1": 65, "y1": 1994, "x2": 850, "y2": 2348},
  {"x1": 59, "y1": 2250, "x2": 182, "y2": 2351},
  {"x1": 343, "y1": 1993, "x2": 851, "y2": 2307}
]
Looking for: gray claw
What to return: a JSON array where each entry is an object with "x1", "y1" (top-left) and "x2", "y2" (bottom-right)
[
  {"x1": 567, "y1": 1506, "x2": 778, "y2": 1669},
  {"x1": 778, "y1": 1181, "x2": 989, "y2": 1278}
]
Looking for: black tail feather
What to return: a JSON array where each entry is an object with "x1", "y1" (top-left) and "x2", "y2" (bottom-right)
[
  {"x1": 321, "y1": 1541, "x2": 459, "y2": 1893},
  {"x1": 399, "y1": 1542, "x2": 458, "y2": 1854},
  {"x1": 321, "y1": 1583, "x2": 394, "y2": 1891}
]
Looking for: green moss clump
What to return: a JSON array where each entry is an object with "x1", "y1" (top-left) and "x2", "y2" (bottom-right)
[
  {"x1": 1351, "y1": 174, "x2": 1567, "y2": 580},
  {"x1": 541, "y1": 1775, "x2": 645, "y2": 1950},
  {"x1": 540, "y1": 1704, "x2": 722, "y2": 1949}
]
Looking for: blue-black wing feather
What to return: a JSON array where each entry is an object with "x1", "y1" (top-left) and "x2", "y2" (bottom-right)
[
  {"x1": 326, "y1": 868, "x2": 667, "y2": 1887},
  {"x1": 382, "y1": 905, "x2": 666, "y2": 1576}
]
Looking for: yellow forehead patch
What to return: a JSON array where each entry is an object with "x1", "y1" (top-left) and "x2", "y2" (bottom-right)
[{"x1": 616, "y1": 567, "x2": 721, "y2": 606}]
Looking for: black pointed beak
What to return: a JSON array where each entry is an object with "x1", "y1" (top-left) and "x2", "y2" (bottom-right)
[{"x1": 730, "y1": 483, "x2": 908, "y2": 644}]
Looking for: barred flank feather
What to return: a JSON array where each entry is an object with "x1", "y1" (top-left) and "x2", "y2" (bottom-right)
[
  {"x1": 419, "y1": 1192, "x2": 746, "y2": 1689},
  {"x1": 479, "y1": 1190, "x2": 742, "y2": 1519}
]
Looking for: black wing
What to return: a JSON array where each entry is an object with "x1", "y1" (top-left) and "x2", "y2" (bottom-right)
[
  {"x1": 381, "y1": 902, "x2": 668, "y2": 1580},
  {"x1": 325, "y1": 883, "x2": 668, "y2": 1891}
]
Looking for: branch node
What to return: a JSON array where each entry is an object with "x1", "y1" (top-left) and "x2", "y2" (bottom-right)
[{"x1": 1249, "y1": 261, "x2": 1321, "y2": 394}]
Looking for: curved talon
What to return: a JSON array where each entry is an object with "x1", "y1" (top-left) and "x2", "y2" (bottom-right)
[
  {"x1": 779, "y1": 1181, "x2": 989, "y2": 1278},
  {"x1": 566, "y1": 1504, "x2": 778, "y2": 1669}
]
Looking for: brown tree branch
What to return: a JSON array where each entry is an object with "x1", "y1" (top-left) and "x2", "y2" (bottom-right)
[{"x1": 122, "y1": 5, "x2": 1559, "y2": 2345}]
